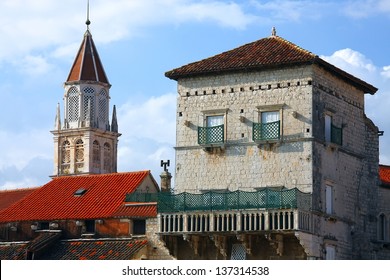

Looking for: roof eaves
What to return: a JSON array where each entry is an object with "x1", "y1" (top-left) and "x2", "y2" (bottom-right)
[
  {"x1": 165, "y1": 60, "x2": 315, "y2": 81},
  {"x1": 314, "y1": 57, "x2": 378, "y2": 95}
]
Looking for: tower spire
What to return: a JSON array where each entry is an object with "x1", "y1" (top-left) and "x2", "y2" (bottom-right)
[{"x1": 86, "y1": 0, "x2": 91, "y2": 29}]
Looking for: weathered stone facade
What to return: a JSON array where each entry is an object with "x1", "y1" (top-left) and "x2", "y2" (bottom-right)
[
  {"x1": 159, "y1": 33, "x2": 389, "y2": 259},
  {"x1": 175, "y1": 67, "x2": 313, "y2": 193}
]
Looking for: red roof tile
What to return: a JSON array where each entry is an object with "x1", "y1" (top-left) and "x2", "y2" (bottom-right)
[
  {"x1": 379, "y1": 165, "x2": 390, "y2": 187},
  {"x1": 66, "y1": 30, "x2": 109, "y2": 84},
  {"x1": 40, "y1": 238, "x2": 147, "y2": 260},
  {"x1": 0, "y1": 187, "x2": 39, "y2": 212},
  {"x1": 0, "y1": 171, "x2": 157, "y2": 222},
  {"x1": 0, "y1": 243, "x2": 28, "y2": 260},
  {"x1": 165, "y1": 35, "x2": 377, "y2": 94},
  {"x1": 113, "y1": 203, "x2": 157, "y2": 218}
]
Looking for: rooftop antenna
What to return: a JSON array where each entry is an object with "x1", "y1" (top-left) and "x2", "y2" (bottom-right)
[{"x1": 86, "y1": 0, "x2": 91, "y2": 29}]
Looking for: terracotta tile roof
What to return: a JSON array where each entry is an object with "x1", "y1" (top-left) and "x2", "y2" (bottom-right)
[
  {"x1": 0, "y1": 187, "x2": 39, "y2": 212},
  {"x1": 113, "y1": 203, "x2": 157, "y2": 218},
  {"x1": 379, "y1": 165, "x2": 390, "y2": 187},
  {"x1": 0, "y1": 171, "x2": 156, "y2": 222},
  {"x1": 0, "y1": 242, "x2": 28, "y2": 260},
  {"x1": 26, "y1": 232, "x2": 62, "y2": 253},
  {"x1": 165, "y1": 35, "x2": 377, "y2": 94},
  {"x1": 66, "y1": 30, "x2": 109, "y2": 84},
  {"x1": 40, "y1": 238, "x2": 147, "y2": 260}
]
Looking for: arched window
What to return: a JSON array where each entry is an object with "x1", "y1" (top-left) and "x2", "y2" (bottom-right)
[
  {"x1": 83, "y1": 87, "x2": 95, "y2": 123},
  {"x1": 75, "y1": 139, "x2": 84, "y2": 172},
  {"x1": 67, "y1": 87, "x2": 79, "y2": 123},
  {"x1": 98, "y1": 89, "x2": 108, "y2": 129},
  {"x1": 103, "y1": 142, "x2": 111, "y2": 171},
  {"x1": 92, "y1": 140, "x2": 101, "y2": 169},
  {"x1": 61, "y1": 140, "x2": 71, "y2": 174}
]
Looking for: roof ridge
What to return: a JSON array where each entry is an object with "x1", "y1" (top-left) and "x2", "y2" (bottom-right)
[
  {"x1": 272, "y1": 35, "x2": 317, "y2": 58},
  {"x1": 0, "y1": 186, "x2": 40, "y2": 193},
  {"x1": 51, "y1": 170, "x2": 150, "y2": 180}
]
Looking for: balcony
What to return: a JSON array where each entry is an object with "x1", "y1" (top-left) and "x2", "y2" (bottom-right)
[
  {"x1": 252, "y1": 121, "x2": 280, "y2": 142},
  {"x1": 159, "y1": 209, "x2": 312, "y2": 234},
  {"x1": 153, "y1": 188, "x2": 313, "y2": 234},
  {"x1": 198, "y1": 124, "x2": 224, "y2": 146}
]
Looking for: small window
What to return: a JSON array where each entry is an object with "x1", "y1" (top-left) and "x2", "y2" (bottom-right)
[
  {"x1": 378, "y1": 213, "x2": 386, "y2": 241},
  {"x1": 325, "y1": 114, "x2": 342, "y2": 145},
  {"x1": 39, "y1": 222, "x2": 49, "y2": 230},
  {"x1": 133, "y1": 219, "x2": 146, "y2": 235},
  {"x1": 85, "y1": 220, "x2": 95, "y2": 233},
  {"x1": 325, "y1": 185, "x2": 333, "y2": 215}
]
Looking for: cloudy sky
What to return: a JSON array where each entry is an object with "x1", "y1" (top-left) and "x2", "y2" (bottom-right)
[{"x1": 0, "y1": 0, "x2": 389, "y2": 190}]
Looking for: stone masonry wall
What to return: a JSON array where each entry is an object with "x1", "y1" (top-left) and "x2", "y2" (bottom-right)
[
  {"x1": 311, "y1": 65, "x2": 379, "y2": 259},
  {"x1": 175, "y1": 65, "x2": 314, "y2": 193}
]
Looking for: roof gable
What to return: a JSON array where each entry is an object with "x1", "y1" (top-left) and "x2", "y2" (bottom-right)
[
  {"x1": 165, "y1": 35, "x2": 377, "y2": 94},
  {"x1": 0, "y1": 171, "x2": 155, "y2": 222}
]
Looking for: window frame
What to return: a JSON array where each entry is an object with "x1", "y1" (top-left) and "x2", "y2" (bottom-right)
[
  {"x1": 198, "y1": 108, "x2": 228, "y2": 146},
  {"x1": 253, "y1": 104, "x2": 284, "y2": 143},
  {"x1": 325, "y1": 184, "x2": 334, "y2": 215},
  {"x1": 324, "y1": 112, "x2": 343, "y2": 146}
]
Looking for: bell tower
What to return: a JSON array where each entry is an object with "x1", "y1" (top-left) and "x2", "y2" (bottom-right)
[{"x1": 51, "y1": 12, "x2": 120, "y2": 177}]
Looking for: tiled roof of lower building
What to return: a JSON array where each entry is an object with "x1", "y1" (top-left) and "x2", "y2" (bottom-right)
[
  {"x1": 0, "y1": 187, "x2": 39, "y2": 212},
  {"x1": 113, "y1": 203, "x2": 157, "y2": 218},
  {"x1": 0, "y1": 242, "x2": 28, "y2": 260},
  {"x1": 0, "y1": 171, "x2": 157, "y2": 222},
  {"x1": 40, "y1": 238, "x2": 148, "y2": 260},
  {"x1": 379, "y1": 164, "x2": 390, "y2": 187}
]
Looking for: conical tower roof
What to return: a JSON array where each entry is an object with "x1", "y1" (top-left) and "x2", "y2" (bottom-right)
[{"x1": 66, "y1": 29, "x2": 109, "y2": 85}]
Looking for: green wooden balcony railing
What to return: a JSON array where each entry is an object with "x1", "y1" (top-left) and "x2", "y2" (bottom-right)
[
  {"x1": 331, "y1": 124, "x2": 343, "y2": 146},
  {"x1": 252, "y1": 121, "x2": 280, "y2": 141},
  {"x1": 125, "y1": 188, "x2": 311, "y2": 213},
  {"x1": 198, "y1": 124, "x2": 224, "y2": 145}
]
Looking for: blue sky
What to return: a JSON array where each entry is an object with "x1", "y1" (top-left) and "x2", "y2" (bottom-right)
[{"x1": 0, "y1": 0, "x2": 389, "y2": 190}]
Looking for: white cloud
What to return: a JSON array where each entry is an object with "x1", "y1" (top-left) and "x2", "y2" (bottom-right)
[
  {"x1": 0, "y1": 0, "x2": 258, "y2": 65},
  {"x1": 321, "y1": 48, "x2": 390, "y2": 165},
  {"x1": 320, "y1": 48, "x2": 377, "y2": 84},
  {"x1": 343, "y1": 0, "x2": 390, "y2": 18},
  {"x1": 249, "y1": 0, "x2": 331, "y2": 22},
  {"x1": 381, "y1": 66, "x2": 390, "y2": 79},
  {"x1": 16, "y1": 55, "x2": 54, "y2": 76},
  {"x1": 117, "y1": 93, "x2": 176, "y2": 180},
  {"x1": 0, "y1": 129, "x2": 52, "y2": 171},
  {"x1": 118, "y1": 93, "x2": 176, "y2": 144}
]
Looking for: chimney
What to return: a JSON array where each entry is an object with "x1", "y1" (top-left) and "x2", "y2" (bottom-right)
[{"x1": 160, "y1": 160, "x2": 172, "y2": 192}]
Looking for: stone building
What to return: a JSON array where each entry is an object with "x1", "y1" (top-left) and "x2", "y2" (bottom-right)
[
  {"x1": 51, "y1": 25, "x2": 120, "y2": 177},
  {"x1": 156, "y1": 29, "x2": 389, "y2": 259}
]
